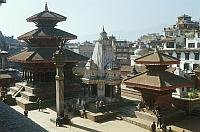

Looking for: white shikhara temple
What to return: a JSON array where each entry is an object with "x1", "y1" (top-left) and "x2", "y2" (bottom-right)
[{"x1": 82, "y1": 28, "x2": 122, "y2": 98}]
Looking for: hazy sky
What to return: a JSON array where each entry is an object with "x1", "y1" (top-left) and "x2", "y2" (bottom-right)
[{"x1": 0, "y1": 0, "x2": 200, "y2": 42}]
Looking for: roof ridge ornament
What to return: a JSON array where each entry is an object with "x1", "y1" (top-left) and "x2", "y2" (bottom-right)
[{"x1": 45, "y1": 2, "x2": 48, "y2": 11}]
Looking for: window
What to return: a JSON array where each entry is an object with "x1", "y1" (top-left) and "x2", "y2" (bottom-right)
[
  {"x1": 198, "y1": 33, "x2": 200, "y2": 38},
  {"x1": 184, "y1": 63, "x2": 189, "y2": 70},
  {"x1": 185, "y1": 53, "x2": 189, "y2": 60},
  {"x1": 194, "y1": 53, "x2": 199, "y2": 60},
  {"x1": 188, "y1": 43, "x2": 195, "y2": 48},
  {"x1": 193, "y1": 64, "x2": 199, "y2": 70},
  {"x1": 166, "y1": 42, "x2": 174, "y2": 48},
  {"x1": 197, "y1": 43, "x2": 200, "y2": 48},
  {"x1": 177, "y1": 53, "x2": 181, "y2": 59}
]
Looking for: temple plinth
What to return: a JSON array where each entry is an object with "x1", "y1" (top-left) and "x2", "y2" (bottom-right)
[{"x1": 124, "y1": 48, "x2": 192, "y2": 110}]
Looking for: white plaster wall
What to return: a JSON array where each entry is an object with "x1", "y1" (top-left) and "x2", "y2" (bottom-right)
[{"x1": 172, "y1": 51, "x2": 177, "y2": 58}]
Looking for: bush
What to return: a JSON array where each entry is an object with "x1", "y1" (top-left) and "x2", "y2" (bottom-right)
[{"x1": 188, "y1": 88, "x2": 199, "y2": 99}]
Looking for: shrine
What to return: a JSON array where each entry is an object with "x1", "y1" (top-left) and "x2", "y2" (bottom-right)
[
  {"x1": 124, "y1": 48, "x2": 192, "y2": 110},
  {"x1": 82, "y1": 28, "x2": 122, "y2": 99},
  {"x1": 8, "y1": 3, "x2": 87, "y2": 110}
]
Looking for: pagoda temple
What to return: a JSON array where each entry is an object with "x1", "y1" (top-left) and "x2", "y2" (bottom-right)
[
  {"x1": 8, "y1": 3, "x2": 87, "y2": 110},
  {"x1": 124, "y1": 48, "x2": 192, "y2": 109},
  {"x1": 82, "y1": 28, "x2": 121, "y2": 98}
]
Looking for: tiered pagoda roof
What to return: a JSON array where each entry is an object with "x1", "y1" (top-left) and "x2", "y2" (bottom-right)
[
  {"x1": 135, "y1": 49, "x2": 179, "y2": 65},
  {"x1": 8, "y1": 47, "x2": 86, "y2": 63},
  {"x1": 9, "y1": 3, "x2": 87, "y2": 63},
  {"x1": 124, "y1": 49, "x2": 192, "y2": 91},
  {"x1": 18, "y1": 3, "x2": 77, "y2": 41}
]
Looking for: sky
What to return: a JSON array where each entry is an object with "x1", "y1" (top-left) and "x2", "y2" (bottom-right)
[{"x1": 0, "y1": 0, "x2": 200, "y2": 42}]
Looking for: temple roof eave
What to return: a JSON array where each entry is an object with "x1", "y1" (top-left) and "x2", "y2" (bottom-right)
[
  {"x1": 124, "y1": 71, "x2": 192, "y2": 91},
  {"x1": 17, "y1": 28, "x2": 77, "y2": 41},
  {"x1": 7, "y1": 59, "x2": 79, "y2": 64},
  {"x1": 135, "y1": 61, "x2": 180, "y2": 65},
  {"x1": 125, "y1": 82, "x2": 192, "y2": 92}
]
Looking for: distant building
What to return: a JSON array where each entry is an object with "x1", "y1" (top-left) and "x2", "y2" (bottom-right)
[
  {"x1": 112, "y1": 37, "x2": 132, "y2": 65},
  {"x1": 65, "y1": 42, "x2": 80, "y2": 54},
  {"x1": 79, "y1": 41, "x2": 95, "y2": 58},
  {"x1": 161, "y1": 15, "x2": 200, "y2": 73},
  {"x1": 164, "y1": 14, "x2": 199, "y2": 47},
  {"x1": 0, "y1": 0, "x2": 6, "y2": 5},
  {"x1": 139, "y1": 33, "x2": 162, "y2": 48}
]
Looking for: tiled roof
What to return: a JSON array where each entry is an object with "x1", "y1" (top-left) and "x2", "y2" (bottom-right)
[
  {"x1": 135, "y1": 50, "x2": 179, "y2": 65},
  {"x1": 26, "y1": 4, "x2": 66, "y2": 22},
  {"x1": 8, "y1": 47, "x2": 88, "y2": 63},
  {"x1": 18, "y1": 28, "x2": 77, "y2": 40},
  {"x1": 124, "y1": 70, "x2": 192, "y2": 91}
]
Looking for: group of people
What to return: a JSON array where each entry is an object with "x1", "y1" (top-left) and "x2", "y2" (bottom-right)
[
  {"x1": 151, "y1": 105, "x2": 173, "y2": 132},
  {"x1": 56, "y1": 114, "x2": 71, "y2": 127},
  {"x1": 151, "y1": 122, "x2": 172, "y2": 132},
  {"x1": 95, "y1": 100, "x2": 105, "y2": 113}
]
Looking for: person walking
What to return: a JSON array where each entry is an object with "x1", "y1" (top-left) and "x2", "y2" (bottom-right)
[
  {"x1": 151, "y1": 121, "x2": 156, "y2": 132},
  {"x1": 24, "y1": 110, "x2": 28, "y2": 117},
  {"x1": 38, "y1": 99, "x2": 42, "y2": 112},
  {"x1": 36, "y1": 97, "x2": 40, "y2": 111},
  {"x1": 168, "y1": 127, "x2": 172, "y2": 132}
]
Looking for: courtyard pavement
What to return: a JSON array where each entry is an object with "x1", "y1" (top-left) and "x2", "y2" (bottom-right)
[{"x1": 11, "y1": 105, "x2": 149, "y2": 132}]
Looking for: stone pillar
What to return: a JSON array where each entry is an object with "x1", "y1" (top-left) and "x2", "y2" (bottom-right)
[
  {"x1": 53, "y1": 44, "x2": 65, "y2": 118},
  {"x1": 97, "y1": 81, "x2": 105, "y2": 97}
]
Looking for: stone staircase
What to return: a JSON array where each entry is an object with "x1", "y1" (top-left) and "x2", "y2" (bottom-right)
[
  {"x1": 114, "y1": 106, "x2": 187, "y2": 132},
  {"x1": 8, "y1": 83, "x2": 37, "y2": 110}
]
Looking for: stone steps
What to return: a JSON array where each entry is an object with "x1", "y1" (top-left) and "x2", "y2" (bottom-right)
[
  {"x1": 24, "y1": 85, "x2": 54, "y2": 94},
  {"x1": 16, "y1": 97, "x2": 38, "y2": 110},
  {"x1": 20, "y1": 91, "x2": 37, "y2": 102},
  {"x1": 9, "y1": 86, "x2": 20, "y2": 95},
  {"x1": 9, "y1": 86, "x2": 25, "y2": 97}
]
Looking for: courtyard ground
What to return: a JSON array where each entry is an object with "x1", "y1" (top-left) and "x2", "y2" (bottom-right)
[{"x1": 11, "y1": 105, "x2": 149, "y2": 132}]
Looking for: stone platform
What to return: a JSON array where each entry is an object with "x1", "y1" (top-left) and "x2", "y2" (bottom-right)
[
  {"x1": 85, "y1": 110, "x2": 116, "y2": 122},
  {"x1": 134, "y1": 108, "x2": 186, "y2": 124}
]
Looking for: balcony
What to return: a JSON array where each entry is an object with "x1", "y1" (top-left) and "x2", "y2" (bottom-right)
[{"x1": 0, "y1": 0, "x2": 6, "y2": 3}]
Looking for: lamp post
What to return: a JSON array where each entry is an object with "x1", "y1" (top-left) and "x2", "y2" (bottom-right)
[{"x1": 53, "y1": 41, "x2": 65, "y2": 118}]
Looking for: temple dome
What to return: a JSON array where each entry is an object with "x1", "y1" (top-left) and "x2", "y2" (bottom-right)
[
  {"x1": 106, "y1": 60, "x2": 120, "y2": 70},
  {"x1": 134, "y1": 44, "x2": 148, "y2": 56},
  {"x1": 85, "y1": 58, "x2": 97, "y2": 70}
]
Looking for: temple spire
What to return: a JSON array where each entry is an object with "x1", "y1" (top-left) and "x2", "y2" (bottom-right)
[
  {"x1": 45, "y1": 2, "x2": 48, "y2": 11},
  {"x1": 102, "y1": 26, "x2": 105, "y2": 32},
  {"x1": 100, "y1": 26, "x2": 108, "y2": 40}
]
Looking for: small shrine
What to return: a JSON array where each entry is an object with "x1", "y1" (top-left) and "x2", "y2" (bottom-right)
[
  {"x1": 82, "y1": 28, "x2": 122, "y2": 98},
  {"x1": 8, "y1": 3, "x2": 87, "y2": 110},
  {"x1": 124, "y1": 48, "x2": 192, "y2": 110}
]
